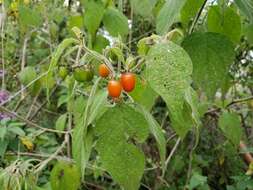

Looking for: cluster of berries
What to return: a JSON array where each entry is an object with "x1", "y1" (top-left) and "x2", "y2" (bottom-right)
[{"x1": 98, "y1": 64, "x2": 136, "y2": 98}]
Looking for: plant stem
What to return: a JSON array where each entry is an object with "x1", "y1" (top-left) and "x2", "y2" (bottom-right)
[{"x1": 188, "y1": 0, "x2": 208, "y2": 34}]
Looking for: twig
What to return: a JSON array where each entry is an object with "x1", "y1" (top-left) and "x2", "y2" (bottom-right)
[
  {"x1": 67, "y1": 113, "x2": 72, "y2": 158},
  {"x1": 29, "y1": 85, "x2": 58, "y2": 120},
  {"x1": 163, "y1": 138, "x2": 181, "y2": 177},
  {"x1": 1, "y1": 4, "x2": 6, "y2": 90},
  {"x1": 226, "y1": 96, "x2": 253, "y2": 108},
  {"x1": 26, "y1": 90, "x2": 41, "y2": 119},
  {"x1": 188, "y1": 0, "x2": 208, "y2": 34},
  {"x1": 20, "y1": 35, "x2": 29, "y2": 99},
  {"x1": 0, "y1": 71, "x2": 49, "y2": 106},
  {"x1": 35, "y1": 133, "x2": 69, "y2": 173},
  {"x1": 5, "y1": 151, "x2": 72, "y2": 162},
  {"x1": 0, "y1": 105, "x2": 69, "y2": 134}
]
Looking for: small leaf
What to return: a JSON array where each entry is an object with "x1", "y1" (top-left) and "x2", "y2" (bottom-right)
[
  {"x1": 93, "y1": 35, "x2": 109, "y2": 53},
  {"x1": 103, "y1": 7, "x2": 129, "y2": 37},
  {"x1": 55, "y1": 114, "x2": 67, "y2": 131},
  {"x1": 18, "y1": 66, "x2": 37, "y2": 85},
  {"x1": 50, "y1": 161, "x2": 80, "y2": 190},
  {"x1": 218, "y1": 112, "x2": 242, "y2": 146},
  {"x1": 156, "y1": 0, "x2": 187, "y2": 34},
  {"x1": 8, "y1": 126, "x2": 25, "y2": 136},
  {"x1": 189, "y1": 173, "x2": 208, "y2": 190}
]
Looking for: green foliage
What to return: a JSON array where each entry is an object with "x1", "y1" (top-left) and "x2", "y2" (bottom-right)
[
  {"x1": 234, "y1": 0, "x2": 253, "y2": 22},
  {"x1": 181, "y1": 0, "x2": 205, "y2": 27},
  {"x1": 207, "y1": 6, "x2": 242, "y2": 43},
  {"x1": 55, "y1": 114, "x2": 67, "y2": 132},
  {"x1": 146, "y1": 41, "x2": 194, "y2": 137},
  {"x1": 218, "y1": 112, "x2": 242, "y2": 146},
  {"x1": 50, "y1": 161, "x2": 80, "y2": 190},
  {"x1": 129, "y1": 77, "x2": 157, "y2": 110},
  {"x1": 83, "y1": 0, "x2": 105, "y2": 36},
  {"x1": 156, "y1": 0, "x2": 187, "y2": 34},
  {"x1": 94, "y1": 104, "x2": 149, "y2": 190},
  {"x1": 182, "y1": 32, "x2": 235, "y2": 98},
  {"x1": 103, "y1": 7, "x2": 129, "y2": 37},
  {"x1": 130, "y1": 0, "x2": 157, "y2": 18}
]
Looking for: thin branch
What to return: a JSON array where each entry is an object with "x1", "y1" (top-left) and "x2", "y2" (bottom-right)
[
  {"x1": 226, "y1": 96, "x2": 253, "y2": 108},
  {"x1": 0, "y1": 105, "x2": 68, "y2": 134},
  {"x1": 35, "y1": 133, "x2": 69, "y2": 173},
  {"x1": 163, "y1": 138, "x2": 181, "y2": 178}
]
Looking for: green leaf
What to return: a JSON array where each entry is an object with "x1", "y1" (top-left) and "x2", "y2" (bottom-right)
[
  {"x1": 137, "y1": 105, "x2": 166, "y2": 173},
  {"x1": 93, "y1": 35, "x2": 109, "y2": 53},
  {"x1": 83, "y1": 0, "x2": 105, "y2": 36},
  {"x1": 87, "y1": 90, "x2": 108, "y2": 125},
  {"x1": 18, "y1": 66, "x2": 37, "y2": 85},
  {"x1": 145, "y1": 41, "x2": 193, "y2": 138},
  {"x1": 0, "y1": 126, "x2": 7, "y2": 140},
  {"x1": 55, "y1": 114, "x2": 67, "y2": 132},
  {"x1": 189, "y1": 173, "x2": 208, "y2": 190},
  {"x1": 243, "y1": 24, "x2": 253, "y2": 44},
  {"x1": 68, "y1": 15, "x2": 84, "y2": 31},
  {"x1": 218, "y1": 112, "x2": 242, "y2": 145},
  {"x1": 156, "y1": 0, "x2": 187, "y2": 34},
  {"x1": 129, "y1": 77, "x2": 157, "y2": 110},
  {"x1": 103, "y1": 7, "x2": 129, "y2": 37},
  {"x1": 181, "y1": 0, "x2": 205, "y2": 27},
  {"x1": 19, "y1": 5, "x2": 42, "y2": 28},
  {"x1": 0, "y1": 139, "x2": 8, "y2": 157},
  {"x1": 46, "y1": 38, "x2": 78, "y2": 98},
  {"x1": 72, "y1": 78, "x2": 101, "y2": 179},
  {"x1": 8, "y1": 126, "x2": 25, "y2": 136},
  {"x1": 94, "y1": 104, "x2": 149, "y2": 190},
  {"x1": 207, "y1": 6, "x2": 242, "y2": 43},
  {"x1": 50, "y1": 161, "x2": 80, "y2": 190},
  {"x1": 182, "y1": 32, "x2": 235, "y2": 98},
  {"x1": 234, "y1": 0, "x2": 253, "y2": 23},
  {"x1": 130, "y1": 0, "x2": 157, "y2": 17}
]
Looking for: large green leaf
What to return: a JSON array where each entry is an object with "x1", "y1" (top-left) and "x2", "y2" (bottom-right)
[
  {"x1": 50, "y1": 161, "x2": 80, "y2": 190},
  {"x1": 181, "y1": 0, "x2": 205, "y2": 27},
  {"x1": 156, "y1": 0, "x2": 187, "y2": 34},
  {"x1": 103, "y1": 7, "x2": 129, "y2": 37},
  {"x1": 234, "y1": 0, "x2": 253, "y2": 23},
  {"x1": 130, "y1": 0, "x2": 157, "y2": 17},
  {"x1": 94, "y1": 104, "x2": 149, "y2": 190},
  {"x1": 145, "y1": 41, "x2": 193, "y2": 137},
  {"x1": 83, "y1": 0, "x2": 105, "y2": 36},
  {"x1": 218, "y1": 112, "x2": 242, "y2": 146},
  {"x1": 182, "y1": 32, "x2": 235, "y2": 98},
  {"x1": 207, "y1": 6, "x2": 242, "y2": 43}
]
